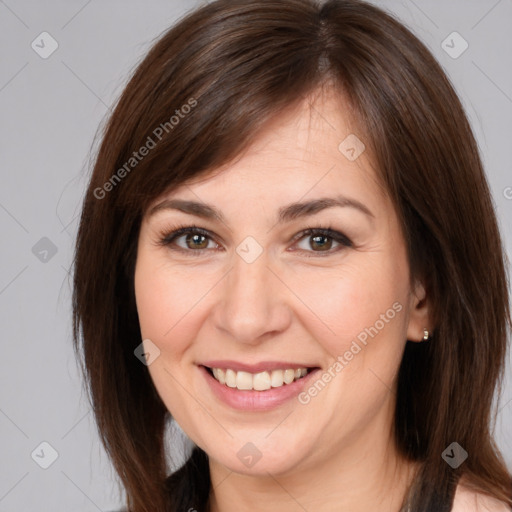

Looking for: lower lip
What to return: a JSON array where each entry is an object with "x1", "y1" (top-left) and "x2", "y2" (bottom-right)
[{"x1": 199, "y1": 365, "x2": 320, "y2": 411}]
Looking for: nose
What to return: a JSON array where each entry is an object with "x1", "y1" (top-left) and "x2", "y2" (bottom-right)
[{"x1": 212, "y1": 249, "x2": 292, "y2": 345}]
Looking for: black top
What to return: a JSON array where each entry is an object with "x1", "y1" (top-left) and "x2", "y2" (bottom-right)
[
  {"x1": 422, "y1": 476, "x2": 458, "y2": 512},
  {"x1": 108, "y1": 476, "x2": 512, "y2": 512}
]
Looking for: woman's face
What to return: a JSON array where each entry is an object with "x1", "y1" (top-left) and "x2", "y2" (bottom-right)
[{"x1": 134, "y1": 88, "x2": 429, "y2": 477}]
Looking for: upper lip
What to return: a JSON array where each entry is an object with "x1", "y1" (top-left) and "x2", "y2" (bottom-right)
[{"x1": 200, "y1": 360, "x2": 319, "y2": 373}]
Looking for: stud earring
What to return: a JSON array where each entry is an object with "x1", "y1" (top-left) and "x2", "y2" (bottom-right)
[{"x1": 423, "y1": 329, "x2": 430, "y2": 341}]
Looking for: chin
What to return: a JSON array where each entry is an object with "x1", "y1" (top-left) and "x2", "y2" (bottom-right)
[{"x1": 203, "y1": 433, "x2": 312, "y2": 477}]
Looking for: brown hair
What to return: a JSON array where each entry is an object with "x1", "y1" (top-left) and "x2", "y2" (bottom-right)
[{"x1": 72, "y1": 0, "x2": 512, "y2": 511}]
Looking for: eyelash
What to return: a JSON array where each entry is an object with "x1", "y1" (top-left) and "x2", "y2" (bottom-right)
[{"x1": 156, "y1": 223, "x2": 353, "y2": 257}]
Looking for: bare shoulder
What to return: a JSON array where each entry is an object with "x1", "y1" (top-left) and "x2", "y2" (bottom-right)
[{"x1": 451, "y1": 480, "x2": 511, "y2": 512}]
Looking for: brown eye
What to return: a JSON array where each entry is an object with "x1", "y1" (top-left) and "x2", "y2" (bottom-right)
[
  {"x1": 309, "y1": 234, "x2": 333, "y2": 251},
  {"x1": 158, "y1": 225, "x2": 351, "y2": 257},
  {"x1": 293, "y1": 228, "x2": 352, "y2": 256},
  {"x1": 183, "y1": 232, "x2": 209, "y2": 250},
  {"x1": 158, "y1": 226, "x2": 219, "y2": 255}
]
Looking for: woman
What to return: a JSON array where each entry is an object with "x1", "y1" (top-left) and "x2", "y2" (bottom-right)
[{"x1": 72, "y1": 0, "x2": 512, "y2": 511}]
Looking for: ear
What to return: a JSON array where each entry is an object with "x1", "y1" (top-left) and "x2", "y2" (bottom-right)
[{"x1": 406, "y1": 279, "x2": 431, "y2": 342}]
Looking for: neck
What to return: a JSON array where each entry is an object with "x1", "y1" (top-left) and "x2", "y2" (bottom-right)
[{"x1": 206, "y1": 403, "x2": 418, "y2": 512}]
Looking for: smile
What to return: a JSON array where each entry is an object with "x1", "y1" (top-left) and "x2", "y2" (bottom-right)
[
  {"x1": 199, "y1": 363, "x2": 321, "y2": 411},
  {"x1": 208, "y1": 367, "x2": 310, "y2": 391}
]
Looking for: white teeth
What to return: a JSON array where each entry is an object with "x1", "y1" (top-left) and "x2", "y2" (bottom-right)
[
  {"x1": 253, "y1": 371, "x2": 271, "y2": 391},
  {"x1": 270, "y1": 369, "x2": 284, "y2": 387},
  {"x1": 225, "y1": 369, "x2": 237, "y2": 388},
  {"x1": 215, "y1": 368, "x2": 226, "y2": 385},
  {"x1": 236, "y1": 371, "x2": 253, "y2": 390},
  {"x1": 210, "y1": 367, "x2": 310, "y2": 390},
  {"x1": 283, "y1": 369, "x2": 295, "y2": 384}
]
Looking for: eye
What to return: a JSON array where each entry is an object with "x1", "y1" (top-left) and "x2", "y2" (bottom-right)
[
  {"x1": 156, "y1": 224, "x2": 352, "y2": 257},
  {"x1": 157, "y1": 225, "x2": 220, "y2": 255},
  {"x1": 291, "y1": 226, "x2": 352, "y2": 256}
]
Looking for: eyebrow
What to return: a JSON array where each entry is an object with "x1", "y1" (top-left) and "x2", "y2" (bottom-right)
[{"x1": 148, "y1": 196, "x2": 375, "y2": 224}]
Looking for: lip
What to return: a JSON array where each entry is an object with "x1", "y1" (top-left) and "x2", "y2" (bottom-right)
[
  {"x1": 200, "y1": 360, "x2": 318, "y2": 373},
  {"x1": 199, "y1": 364, "x2": 321, "y2": 411}
]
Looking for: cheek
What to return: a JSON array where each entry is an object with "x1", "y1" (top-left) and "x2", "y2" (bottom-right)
[
  {"x1": 134, "y1": 252, "x2": 192, "y2": 356},
  {"x1": 290, "y1": 257, "x2": 409, "y2": 438},
  {"x1": 134, "y1": 250, "x2": 209, "y2": 435},
  {"x1": 289, "y1": 253, "x2": 409, "y2": 361}
]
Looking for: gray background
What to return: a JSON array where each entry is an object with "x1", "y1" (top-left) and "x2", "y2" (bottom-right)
[{"x1": 0, "y1": 0, "x2": 511, "y2": 510}]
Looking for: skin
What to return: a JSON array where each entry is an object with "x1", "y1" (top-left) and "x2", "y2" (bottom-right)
[
  {"x1": 134, "y1": 85, "x2": 433, "y2": 512},
  {"x1": 452, "y1": 480, "x2": 511, "y2": 512}
]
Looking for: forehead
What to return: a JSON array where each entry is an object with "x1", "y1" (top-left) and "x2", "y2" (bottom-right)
[{"x1": 147, "y1": 87, "x2": 386, "y2": 215}]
